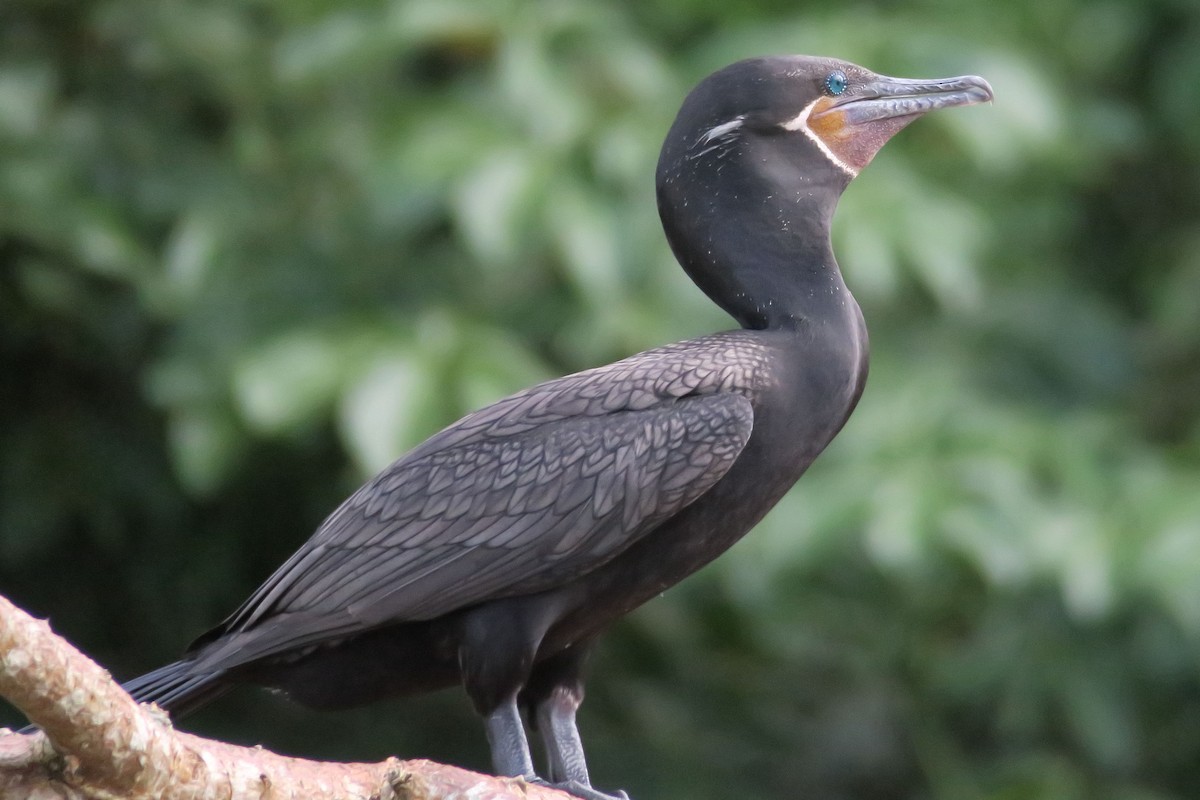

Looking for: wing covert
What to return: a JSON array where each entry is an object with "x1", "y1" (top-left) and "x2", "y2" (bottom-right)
[{"x1": 199, "y1": 334, "x2": 769, "y2": 667}]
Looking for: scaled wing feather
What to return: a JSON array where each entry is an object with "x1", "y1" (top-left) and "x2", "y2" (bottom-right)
[{"x1": 198, "y1": 334, "x2": 768, "y2": 667}]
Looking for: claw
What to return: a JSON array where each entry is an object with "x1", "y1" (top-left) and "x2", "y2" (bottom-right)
[{"x1": 527, "y1": 776, "x2": 631, "y2": 800}]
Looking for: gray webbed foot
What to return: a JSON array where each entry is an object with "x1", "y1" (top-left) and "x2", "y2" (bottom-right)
[{"x1": 527, "y1": 776, "x2": 631, "y2": 800}]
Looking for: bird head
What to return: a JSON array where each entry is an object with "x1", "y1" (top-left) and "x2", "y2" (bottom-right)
[
  {"x1": 660, "y1": 55, "x2": 994, "y2": 187},
  {"x1": 655, "y1": 55, "x2": 993, "y2": 329}
]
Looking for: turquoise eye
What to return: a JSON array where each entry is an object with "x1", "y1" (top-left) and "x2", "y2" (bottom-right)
[{"x1": 824, "y1": 70, "x2": 848, "y2": 96}]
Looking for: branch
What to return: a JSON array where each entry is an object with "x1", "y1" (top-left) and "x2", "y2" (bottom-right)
[{"x1": 0, "y1": 594, "x2": 567, "y2": 800}]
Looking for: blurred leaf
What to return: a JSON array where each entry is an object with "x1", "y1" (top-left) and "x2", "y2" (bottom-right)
[
  {"x1": 0, "y1": 64, "x2": 53, "y2": 139},
  {"x1": 166, "y1": 407, "x2": 242, "y2": 497},
  {"x1": 453, "y1": 148, "x2": 542, "y2": 265},
  {"x1": 233, "y1": 328, "x2": 349, "y2": 435},
  {"x1": 338, "y1": 345, "x2": 434, "y2": 475}
]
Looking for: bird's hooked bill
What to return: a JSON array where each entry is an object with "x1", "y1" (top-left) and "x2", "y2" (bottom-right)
[
  {"x1": 788, "y1": 69, "x2": 994, "y2": 175},
  {"x1": 816, "y1": 74, "x2": 995, "y2": 125}
]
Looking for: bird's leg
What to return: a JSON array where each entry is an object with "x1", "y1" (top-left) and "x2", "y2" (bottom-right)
[
  {"x1": 536, "y1": 684, "x2": 589, "y2": 785},
  {"x1": 531, "y1": 687, "x2": 630, "y2": 800},
  {"x1": 485, "y1": 694, "x2": 629, "y2": 800},
  {"x1": 484, "y1": 695, "x2": 536, "y2": 778},
  {"x1": 522, "y1": 646, "x2": 631, "y2": 800},
  {"x1": 463, "y1": 608, "x2": 628, "y2": 799},
  {"x1": 464, "y1": 600, "x2": 554, "y2": 779}
]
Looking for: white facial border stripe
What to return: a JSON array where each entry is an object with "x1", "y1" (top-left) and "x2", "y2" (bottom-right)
[{"x1": 781, "y1": 99, "x2": 858, "y2": 177}]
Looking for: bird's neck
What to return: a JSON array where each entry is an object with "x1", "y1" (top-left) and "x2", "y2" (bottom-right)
[{"x1": 658, "y1": 155, "x2": 856, "y2": 332}]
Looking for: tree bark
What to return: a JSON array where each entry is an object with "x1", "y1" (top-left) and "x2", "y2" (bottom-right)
[{"x1": 0, "y1": 594, "x2": 568, "y2": 800}]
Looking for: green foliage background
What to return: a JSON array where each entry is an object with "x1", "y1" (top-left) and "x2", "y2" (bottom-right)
[{"x1": 3, "y1": 1, "x2": 1199, "y2": 798}]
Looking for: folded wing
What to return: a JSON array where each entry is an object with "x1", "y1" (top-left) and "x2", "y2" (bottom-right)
[{"x1": 190, "y1": 336, "x2": 765, "y2": 670}]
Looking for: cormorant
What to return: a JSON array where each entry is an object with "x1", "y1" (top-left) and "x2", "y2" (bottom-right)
[{"x1": 36, "y1": 56, "x2": 993, "y2": 799}]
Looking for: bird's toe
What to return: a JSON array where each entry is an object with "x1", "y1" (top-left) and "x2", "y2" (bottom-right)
[{"x1": 527, "y1": 776, "x2": 630, "y2": 800}]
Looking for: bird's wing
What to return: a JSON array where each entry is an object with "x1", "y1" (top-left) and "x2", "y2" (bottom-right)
[{"x1": 195, "y1": 334, "x2": 768, "y2": 667}]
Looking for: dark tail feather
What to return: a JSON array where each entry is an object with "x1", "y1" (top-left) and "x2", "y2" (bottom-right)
[
  {"x1": 121, "y1": 660, "x2": 232, "y2": 717},
  {"x1": 18, "y1": 660, "x2": 230, "y2": 735}
]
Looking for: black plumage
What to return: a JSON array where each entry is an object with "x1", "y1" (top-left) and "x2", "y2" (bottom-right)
[{"x1": 49, "y1": 56, "x2": 992, "y2": 799}]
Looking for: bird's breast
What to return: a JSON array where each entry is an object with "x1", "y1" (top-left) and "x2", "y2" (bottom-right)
[{"x1": 541, "y1": 324, "x2": 868, "y2": 649}]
